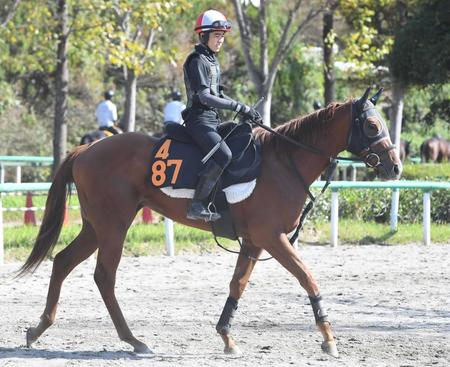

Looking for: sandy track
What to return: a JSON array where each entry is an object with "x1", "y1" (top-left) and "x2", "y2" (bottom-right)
[{"x1": 0, "y1": 244, "x2": 449, "y2": 366}]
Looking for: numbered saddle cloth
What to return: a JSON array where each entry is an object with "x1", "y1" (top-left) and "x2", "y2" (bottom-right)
[{"x1": 150, "y1": 122, "x2": 261, "y2": 203}]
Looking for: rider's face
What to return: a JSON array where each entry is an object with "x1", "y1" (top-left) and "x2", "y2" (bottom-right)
[{"x1": 207, "y1": 31, "x2": 225, "y2": 52}]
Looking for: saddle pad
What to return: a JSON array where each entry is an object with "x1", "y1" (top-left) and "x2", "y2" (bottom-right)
[
  {"x1": 161, "y1": 179, "x2": 257, "y2": 204},
  {"x1": 149, "y1": 122, "x2": 261, "y2": 190}
]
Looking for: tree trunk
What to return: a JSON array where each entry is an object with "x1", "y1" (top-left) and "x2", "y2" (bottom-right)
[
  {"x1": 53, "y1": 0, "x2": 69, "y2": 174},
  {"x1": 123, "y1": 68, "x2": 137, "y2": 132},
  {"x1": 260, "y1": 92, "x2": 272, "y2": 126},
  {"x1": 323, "y1": 10, "x2": 335, "y2": 106},
  {"x1": 389, "y1": 79, "x2": 404, "y2": 155}
]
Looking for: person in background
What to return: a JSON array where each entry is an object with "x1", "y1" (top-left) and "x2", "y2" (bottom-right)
[
  {"x1": 163, "y1": 90, "x2": 186, "y2": 130},
  {"x1": 95, "y1": 90, "x2": 120, "y2": 135},
  {"x1": 182, "y1": 9, "x2": 261, "y2": 222}
]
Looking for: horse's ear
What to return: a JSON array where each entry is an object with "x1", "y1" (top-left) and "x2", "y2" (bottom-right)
[
  {"x1": 369, "y1": 87, "x2": 384, "y2": 105},
  {"x1": 356, "y1": 87, "x2": 372, "y2": 111}
]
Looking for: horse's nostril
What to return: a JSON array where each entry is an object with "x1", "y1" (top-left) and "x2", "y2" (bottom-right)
[{"x1": 393, "y1": 165, "x2": 400, "y2": 175}]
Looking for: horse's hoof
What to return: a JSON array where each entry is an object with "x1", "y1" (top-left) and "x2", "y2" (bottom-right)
[
  {"x1": 224, "y1": 345, "x2": 242, "y2": 355},
  {"x1": 321, "y1": 340, "x2": 339, "y2": 358},
  {"x1": 26, "y1": 328, "x2": 39, "y2": 348},
  {"x1": 133, "y1": 342, "x2": 153, "y2": 354}
]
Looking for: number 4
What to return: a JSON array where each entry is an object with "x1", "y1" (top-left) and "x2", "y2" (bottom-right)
[{"x1": 155, "y1": 139, "x2": 171, "y2": 160}]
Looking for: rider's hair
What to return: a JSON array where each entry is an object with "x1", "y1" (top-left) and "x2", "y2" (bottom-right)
[{"x1": 199, "y1": 31, "x2": 210, "y2": 45}]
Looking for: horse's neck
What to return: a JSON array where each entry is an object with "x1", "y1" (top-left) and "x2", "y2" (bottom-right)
[
  {"x1": 291, "y1": 102, "x2": 352, "y2": 185},
  {"x1": 318, "y1": 102, "x2": 352, "y2": 156}
]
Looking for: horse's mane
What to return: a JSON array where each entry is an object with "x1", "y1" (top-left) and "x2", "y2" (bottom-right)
[{"x1": 254, "y1": 101, "x2": 347, "y2": 157}]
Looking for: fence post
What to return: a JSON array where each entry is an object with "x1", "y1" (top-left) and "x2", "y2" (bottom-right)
[
  {"x1": 164, "y1": 217, "x2": 175, "y2": 256},
  {"x1": 350, "y1": 166, "x2": 357, "y2": 181},
  {"x1": 423, "y1": 191, "x2": 431, "y2": 246},
  {"x1": 15, "y1": 165, "x2": 21, "y2": 184},
  {"x1": 0, "y1": 165, "x2": 4, "y2": 184},
  {"x1": 331, "y1": 189, "x2": 339, "y2": 247},
  {"x1": 390, "y1": 188, "x2": 400, "y2": 232},
  {"x1": 0, "y1": 194, "x2": 4, "y2": 266}
]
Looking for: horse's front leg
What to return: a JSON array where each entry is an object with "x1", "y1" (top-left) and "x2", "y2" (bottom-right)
[
  {"x1": 216, "y1": 240, "x2": 263, "y2": 355},
  {"x1": 264, "y1": 233, "x2": 338, "y2": 358}
]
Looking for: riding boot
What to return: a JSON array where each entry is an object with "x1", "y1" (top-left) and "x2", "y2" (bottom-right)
[{"x1": 187, "y1": 160, "x2": 223, "y2": 221}]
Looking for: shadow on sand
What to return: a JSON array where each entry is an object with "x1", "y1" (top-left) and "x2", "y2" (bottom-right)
[{"x1": 0, "y1": 347, "x2": 155, "y2": 361}]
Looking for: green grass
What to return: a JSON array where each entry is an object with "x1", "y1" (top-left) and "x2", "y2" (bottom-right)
[
  {"x1": 306, "y1": 219, "x2": 450, "y2": 245},
  {"x1": 3, "y1": 220, "x2": 449, "y2": 262},
  {"x1": 402, "y1": 162, "x2": 450, "y2": 181},
  {"x1": 1, "y1": 194, "x2": 81, "y2": 223}
]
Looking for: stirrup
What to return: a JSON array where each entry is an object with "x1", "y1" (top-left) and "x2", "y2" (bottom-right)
[{"x1": 187, "y1": 201, "x2": 221, "y2": 222}]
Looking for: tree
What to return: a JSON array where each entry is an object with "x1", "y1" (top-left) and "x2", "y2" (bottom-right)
[
  {"x1": 231, "y1": 0, "x2": 325, "y2": 126},
  {"x1": 102, "y1": 0, "x2": 191, "y2": 132},
  {"x1": 0, "y1": 0, "x2": 20, "y2": 28},
  {"x1": 390, "y1": 0, "x2": 449, "y2": 87},
  {"x1": 323, "y1": 7, "x2": 336, "y2": 106},
  {"x1": 338, "y1": 0, "x2": 418, "y2": 153},
  {"x1": 53, "y1": 0, "x2": 69, "y2": 172}
]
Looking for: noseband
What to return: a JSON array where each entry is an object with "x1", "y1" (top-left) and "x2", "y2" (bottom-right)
[{"x1": 347, "y1": 101, "x2": 396, "y2": 168}]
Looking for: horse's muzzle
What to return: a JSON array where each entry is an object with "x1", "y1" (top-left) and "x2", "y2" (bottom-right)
[{"x1": 376, "y1": 161, "x2": 402, "y2": 180}]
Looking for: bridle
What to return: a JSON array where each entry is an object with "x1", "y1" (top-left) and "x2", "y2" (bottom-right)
[
  {"x1": 347, "y1": 99, "x2": 396, "y2": 169},
  {"x1": 215, "y1": 88, "x2": 396, "y2": 261}
]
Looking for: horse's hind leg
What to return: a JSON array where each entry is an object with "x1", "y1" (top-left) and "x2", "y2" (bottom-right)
[
  {"x1": 26, "y1": 220, "x2": 98, "y2": 347},
  {"x1": 264, "y1": 233, "x2": 338, "y2": 358},
  {"x1": 216, "y1": 240, "x2": 263, "y2": 354},
  {"x1": 93, "y1": 226, "x2": 151, "y2": 354}
]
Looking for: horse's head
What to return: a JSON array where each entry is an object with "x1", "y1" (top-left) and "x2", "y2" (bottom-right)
[{"x1": 347, "y1": 88, "x2": 402, "y2": 180}]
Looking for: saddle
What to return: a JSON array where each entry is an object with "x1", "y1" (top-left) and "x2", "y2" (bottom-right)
[
  {"x1": 149, "y1": 122, "x2": 262, "y2": 239},
  {"x1": 150, "y1": 122, "x2": 261, "y2": 190}
]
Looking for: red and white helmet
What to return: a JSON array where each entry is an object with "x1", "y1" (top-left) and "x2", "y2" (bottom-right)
[{"x1": 195, "y1": 10, "x2": 231, "y2": 34}]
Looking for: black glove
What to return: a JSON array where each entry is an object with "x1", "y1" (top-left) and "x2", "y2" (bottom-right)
[{"x1": 235, "y1": 103, "x2": 262, "y2": 123}]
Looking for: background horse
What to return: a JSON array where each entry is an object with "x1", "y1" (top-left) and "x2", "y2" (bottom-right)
[
  {"x1": 420, "y1": 136, "x2": 450, "y2": 162},
  {"x1": 18, "y1": 89, "x2": 401, "y2": 358},
  {"x1": 79, "y1": 130, "x2": 106, "y2": 145},
  {"x1": 79, "y1": 125, "x2": 124, "y2": 145}
]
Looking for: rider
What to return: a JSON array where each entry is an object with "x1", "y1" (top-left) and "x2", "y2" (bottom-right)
[
  {"x1": 163, "y1": 90, "x2": 186, "y2": 130},
  {"x1": 183, "y1": 9, "x2": 261, "y2": 222},
  {"x1": 95, "y1": 90, "x2": 121, "y2": 135}
]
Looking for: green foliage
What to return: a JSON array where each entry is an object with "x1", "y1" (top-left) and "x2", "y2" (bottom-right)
[
  {"x1": 390, "y1": 0, "x2": 450, "y2": 87},
  {"x1": 102, "y1": 0, "x2": 192, "y2": 76},
  {"x1": 401, "y1": 163, "x2": 450, "y2": 181},
  {"x1": 400, "y1": 84, "x2": 450, "y2": 154},
  {"x1": 272, "y1": 45, "x2": 323, "y2": 123},
  {"x1": 4, "y1": 219, "x2": 449, "y2": 261},
  {"x1": 309, "y1": 185, "x2": 450, "y2": 224},
  {"x1": 338, "y1": 0, "x2": 396, "y2": 78},
  {"x1": 0, "y1": 81, "x2": 19, "y2": 115},
  {"x1": 307, "y1": 219, "x2": 450, "y2": 245}
]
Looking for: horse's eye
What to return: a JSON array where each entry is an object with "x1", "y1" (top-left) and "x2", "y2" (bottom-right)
[{"x1": 364, "y1": 117, "x2": 382, "y2": 138}]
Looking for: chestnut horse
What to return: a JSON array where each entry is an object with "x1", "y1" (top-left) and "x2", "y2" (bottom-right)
[{"x1": 19, "y1": 89, "x2": 402, "y2": 358}]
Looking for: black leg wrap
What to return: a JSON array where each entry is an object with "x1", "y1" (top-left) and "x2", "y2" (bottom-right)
[
  {"x1": 309, "y1": 294, "x2": 329, "y2": 324},
  {"x1": 216, "y1": 297, "x2": 238, "y2": 335}
]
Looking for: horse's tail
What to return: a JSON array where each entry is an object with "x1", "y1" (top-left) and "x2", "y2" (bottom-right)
[{"x1": 17, "y1": 146, "x2": 86, "y2": 277}]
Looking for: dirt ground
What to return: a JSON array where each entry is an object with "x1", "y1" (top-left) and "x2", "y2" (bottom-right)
[{"x1": 0, "y1": 243, "x2": 449, "y2": 367}]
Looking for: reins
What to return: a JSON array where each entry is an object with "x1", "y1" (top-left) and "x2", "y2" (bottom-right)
[
  {"x1": 212, "y1": 112, "x2": 345, "y2": 262},
  {"x1": 212, "y1": 97, "x2": 390, "y2": 262}
]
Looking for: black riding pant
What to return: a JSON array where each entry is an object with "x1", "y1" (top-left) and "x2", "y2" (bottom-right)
[{"x1": 184, "y1": 109, "x2": 232, "y2": 169}]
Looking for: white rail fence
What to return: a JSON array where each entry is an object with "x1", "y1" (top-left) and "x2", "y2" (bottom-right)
[
  {"x1": 0, "y1": 156, "x2": 53, "y2": 184},
  {"x1": 1, "y1": 180, "x2": 449, "y2": 266}
]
